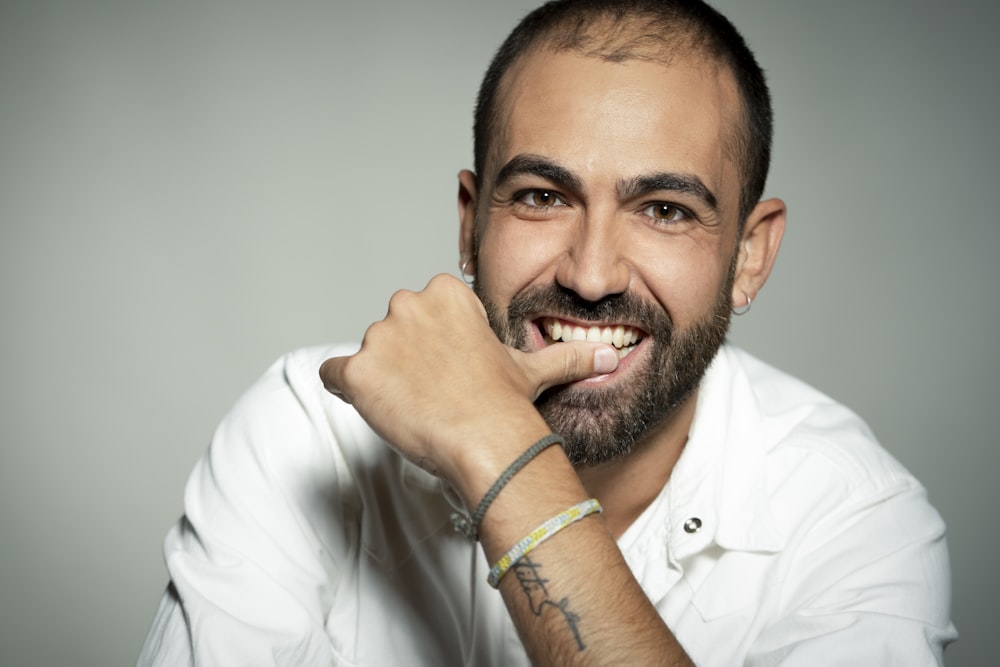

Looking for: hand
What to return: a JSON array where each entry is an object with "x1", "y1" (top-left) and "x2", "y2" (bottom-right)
[{"x1": 319, "y1": 274, "x2": 618, "y2": 484}]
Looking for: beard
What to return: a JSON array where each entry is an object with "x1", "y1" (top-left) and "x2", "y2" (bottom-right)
[{"x1": 474, "y1": 277, "x2": 733, "y2": 467}]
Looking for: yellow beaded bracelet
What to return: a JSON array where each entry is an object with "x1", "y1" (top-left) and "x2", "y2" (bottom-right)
[{"x1": 487, "y1": 498, "x2": 602, "y2": 588}]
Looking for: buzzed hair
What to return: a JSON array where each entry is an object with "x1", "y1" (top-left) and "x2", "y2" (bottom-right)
[{"x1": 473, "y1": 0, "x2": 772, "y2": 223}]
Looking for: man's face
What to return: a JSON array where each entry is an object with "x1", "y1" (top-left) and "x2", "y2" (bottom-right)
[{"x1": 466, "y1": 49, "x2": 747, "y2": 465}]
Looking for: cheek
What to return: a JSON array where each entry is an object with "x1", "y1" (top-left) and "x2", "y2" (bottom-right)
[
  {"x1": 631, "y1": 240, "x2": 733, "y2": 326},
  {"x1": 476, "y1": 221, "x2": 563, "y2": 304}
]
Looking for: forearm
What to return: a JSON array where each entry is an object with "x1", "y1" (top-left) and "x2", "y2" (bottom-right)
[{"x1": 463, "y1": 427, "x2": 694, "y2": 666}]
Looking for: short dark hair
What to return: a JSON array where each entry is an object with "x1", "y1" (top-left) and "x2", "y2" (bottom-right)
[{"x1": 473, "y1": 0, "x2": 772, "y2": 223}]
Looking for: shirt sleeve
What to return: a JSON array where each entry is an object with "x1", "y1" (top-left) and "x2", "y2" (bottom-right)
[
  {"x1": 747, "y1": 480, "x2": 957, "y2": 666},
  {"x1": 137, "y1": 347, "x2": 359, "y2": 666}
]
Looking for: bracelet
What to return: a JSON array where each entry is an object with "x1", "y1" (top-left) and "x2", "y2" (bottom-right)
[
  {"x1": 450, "y1": 433, "x2": 564, "y2": 541},
  {"x1": 487, "y1": 498, "x2": 603, "y2": 588}
]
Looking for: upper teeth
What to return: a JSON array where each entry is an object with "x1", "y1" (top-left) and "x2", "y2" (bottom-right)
[{"x1": 543, "y1": 318, "x2": 642, "y2": 349}]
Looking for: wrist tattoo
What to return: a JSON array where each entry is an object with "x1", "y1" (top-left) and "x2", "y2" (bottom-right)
[{"x1": 512, "y1": 557, "x2": 586, "y2": 651}]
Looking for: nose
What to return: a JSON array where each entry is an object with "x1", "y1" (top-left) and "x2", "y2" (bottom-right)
[{"x1": 554, "y1": 213, "x2": 631, "y2": 302}]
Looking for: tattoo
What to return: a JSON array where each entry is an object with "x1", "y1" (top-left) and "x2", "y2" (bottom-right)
[{"x1": 512, "y1": 557, "x2": 586, "y2": 651}]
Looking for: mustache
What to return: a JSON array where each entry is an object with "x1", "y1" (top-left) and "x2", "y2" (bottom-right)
[{"x1": 506, "y1": 284, "x2": 673, "y2": 331}]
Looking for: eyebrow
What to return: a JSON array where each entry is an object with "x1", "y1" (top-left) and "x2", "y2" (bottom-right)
[
  {"x1": 618, "y1": 173, "x2": 718, "y2": 211},
  {"x1": 495, "y1": 153, "x2": 718, "y2": 212},
  {"x1": 494, "y1": 154, "x2": 583, "y2": 193}
]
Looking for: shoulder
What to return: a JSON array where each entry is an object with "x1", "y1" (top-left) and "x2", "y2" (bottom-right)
[
  {"x1": 716, "y1": 345, "x2": 913, "y2": 491},
  {"x1": 706, "y1": 347, "x2": 954, "y2": 657},
  {"x1": 701, "y1": 345, "x2": 944, "y2": 555}
]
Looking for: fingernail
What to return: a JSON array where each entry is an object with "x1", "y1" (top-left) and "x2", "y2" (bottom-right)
[{"x1": 593, "y1": 346, "x2": 619, "y2": 374}]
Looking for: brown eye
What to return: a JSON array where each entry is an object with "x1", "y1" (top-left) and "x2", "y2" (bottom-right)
[
  {"x1": 653, "y1": 204, "x2": 680, "y2": 220},
  {"x1": 643, "y1": 202, "x2": 687, "y2": 224},
  {"x1": 530, "y1": 190, "x2": 558, "y2": 207},
  {"x1": 514, "y1": 189, "x2": 567, "y2": 213}
]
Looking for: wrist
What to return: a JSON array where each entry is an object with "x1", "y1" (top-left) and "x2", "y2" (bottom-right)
[
  {"x1": 445, "y1": 412, "x2": 553, "y2": 509},
  {"x1": 451, "y1": 432, "x2": 567, "y2": 540},
  {"x1": 472, "y1": 443, "x2": 592, "y2": 563}
]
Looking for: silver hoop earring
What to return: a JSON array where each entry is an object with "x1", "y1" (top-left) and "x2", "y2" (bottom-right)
[
  {"x1": 732, "y1": 290, "x2": 752, "y2": 316},
  {"x1": 458, "y1": 257, "x2": 474, "y2": 286}
]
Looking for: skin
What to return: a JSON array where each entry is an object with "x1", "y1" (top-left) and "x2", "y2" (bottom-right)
[{"x1": 322, "y1": 47, "x2": 785, "y2": 666}]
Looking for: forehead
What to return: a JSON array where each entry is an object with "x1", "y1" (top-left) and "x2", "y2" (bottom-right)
[{"x1": 493, "y1": 48, "x2": 742, "y2": 208}]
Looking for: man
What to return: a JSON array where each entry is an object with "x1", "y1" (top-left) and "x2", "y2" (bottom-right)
[{"x1": 139, "y1": 1, "x2": 955, "y2": 664}]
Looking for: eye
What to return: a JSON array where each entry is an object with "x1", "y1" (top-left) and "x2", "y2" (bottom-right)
[
  {"x1": 517, "y1": 189, "x2": 565, "y2": 208},
  {"x1": 642, "y1": 202, "x2": 689, "y2": 224}
]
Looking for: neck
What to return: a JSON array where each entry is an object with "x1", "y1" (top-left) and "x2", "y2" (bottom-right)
[{"x1": 576, "y1": 389, "x2": 698, "y2": 539}]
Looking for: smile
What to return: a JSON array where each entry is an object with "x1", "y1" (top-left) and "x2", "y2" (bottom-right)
[{"x1": 541, "y1": 317, "x2": 643, "y2": 359}]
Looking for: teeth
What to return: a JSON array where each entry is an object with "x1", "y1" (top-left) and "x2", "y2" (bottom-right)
[
  {"x1": 550, "y1": 320, "x2": 563, "y2": 341},
  {"x1": 542, "y1": 318, "x2": 642, "y2": 352}
]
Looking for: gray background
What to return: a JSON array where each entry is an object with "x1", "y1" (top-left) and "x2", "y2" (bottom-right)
[{"x1": 1, "y1": 1, "x2": 996, "y2": 664}]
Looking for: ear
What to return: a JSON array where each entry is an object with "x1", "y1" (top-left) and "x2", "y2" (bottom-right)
[
  {"x1": 731, "y1": 197, "x2": 786, "y2": 308},
  {"x1": 457, "y1": 169, "x2": 479, "y2": 277}
]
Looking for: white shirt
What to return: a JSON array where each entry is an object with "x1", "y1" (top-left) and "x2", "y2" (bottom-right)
[{"x1": 138, "y1": 344, "x2": 956, "y2": 666}]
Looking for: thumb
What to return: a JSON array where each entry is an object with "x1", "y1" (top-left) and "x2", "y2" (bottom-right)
[{"x1": 519, "y1": 342, "x2": 620, "y2": 398}]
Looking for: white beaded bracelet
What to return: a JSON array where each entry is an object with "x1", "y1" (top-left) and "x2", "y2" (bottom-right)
[{"x1": 487, "y1": 498, "x2": 603, "y2": 588}]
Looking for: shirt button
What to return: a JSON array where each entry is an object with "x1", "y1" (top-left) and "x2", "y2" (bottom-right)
[{"x1": 683, "y1": 517, "x2": 703, "y2": 534}]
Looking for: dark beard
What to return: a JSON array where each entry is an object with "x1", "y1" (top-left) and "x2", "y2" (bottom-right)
[{"x1": 475, "y1": 281, "x2": 732, "y2": 467}]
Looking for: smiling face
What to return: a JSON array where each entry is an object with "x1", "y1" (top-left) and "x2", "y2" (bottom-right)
[{"x1": 461, "y1": 47, "x2": 753, "y2": 465}]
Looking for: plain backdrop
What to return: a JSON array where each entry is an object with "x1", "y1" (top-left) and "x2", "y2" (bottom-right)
[{"x1": 1, "y1": 1, "x2": 996, "y2": 664}]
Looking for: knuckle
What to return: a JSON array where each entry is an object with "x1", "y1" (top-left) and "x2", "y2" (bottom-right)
[
  {"x1": 360, "y1": 318, "x2": 388, "y2": 346},
  {"x1": 427, "y1": 273, "x2": 452, "y2": 288},
  {"x1": 386, "y1": 288, "x2": 415, "y2": 313},
  {"x1": 336, "y1": 356, "x2": 359, "y2": 389},
  {"x1": 563, "y1": 348, "x2": 583, "y2": 379},
  {"x1": 336, "y1": 354, "x2": 375, "y2": 399},
  {"x1": 566, "y1": 345, "x2": 590, "y2": 377},
  {"x1": 319, "y1": 356, "x2": 355, "y2": 403},
  {"x1": 432, "y1": 272, "x2": 465, "y2": 289}
]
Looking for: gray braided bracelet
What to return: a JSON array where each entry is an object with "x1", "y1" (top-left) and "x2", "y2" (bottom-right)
[{"x1": 450, "y1": 433, "x2": 565, "y2": 541}]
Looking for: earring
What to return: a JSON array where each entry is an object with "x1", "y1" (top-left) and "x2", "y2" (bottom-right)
[
  {"x1": 732, "y1": 290, "x2": 752, "y2": 316},
  {"x1": 458, "y1": 257, "x2": 474, "y2": 286}
]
